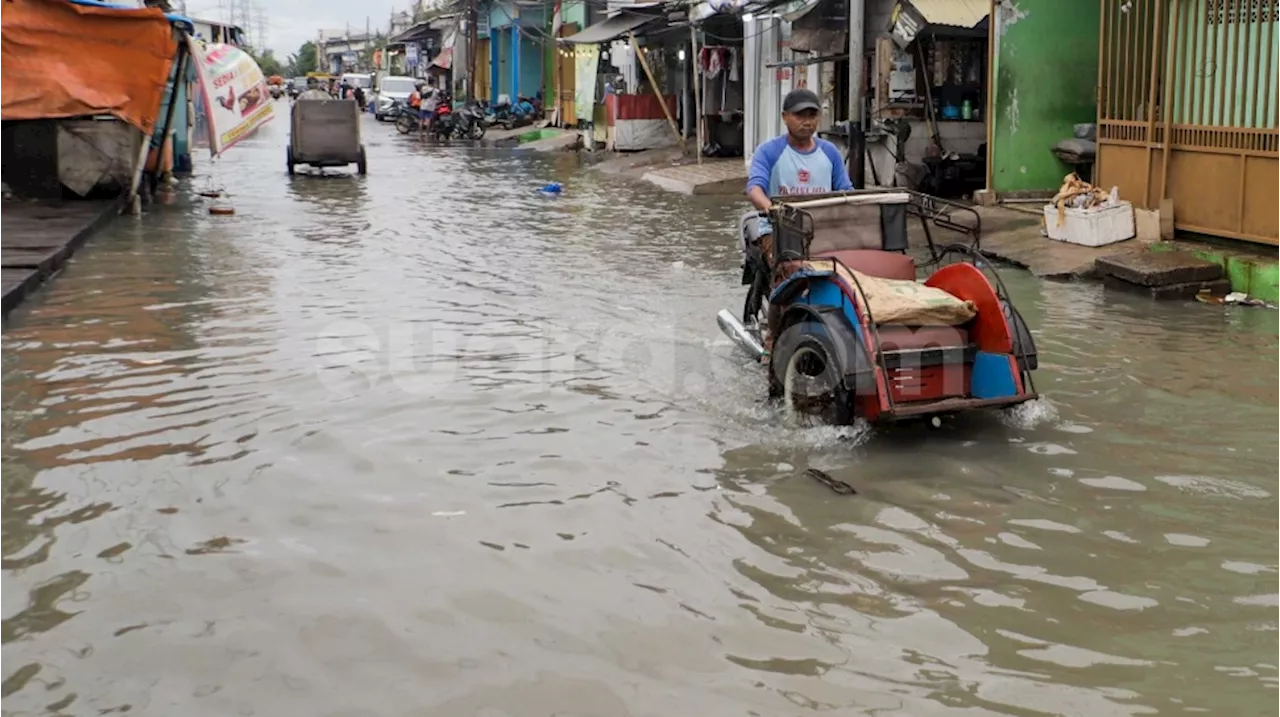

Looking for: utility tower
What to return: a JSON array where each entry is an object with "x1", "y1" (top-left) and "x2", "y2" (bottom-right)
[{"x1": 251, "y1": 1, "x2": 268, "y2": 51}]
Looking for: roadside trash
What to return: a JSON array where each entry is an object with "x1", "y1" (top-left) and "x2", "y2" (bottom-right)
[
  {"x1": 536, "y1": 182, "x2": 563, "y2": 196},
  {"x1": 1195, "y1": 289, "x2": 1270, "y2": 307},
  {"x1": 1050, "y1": 173, "x2": 1119, "y2": 227},
  {"x1": 208, "y1": 197, "x2": 235, "y2": 215}
]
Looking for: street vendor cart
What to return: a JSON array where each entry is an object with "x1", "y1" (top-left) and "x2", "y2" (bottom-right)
[{"x1": 286, "y1": 99, "x2": 367, "y2": 175}]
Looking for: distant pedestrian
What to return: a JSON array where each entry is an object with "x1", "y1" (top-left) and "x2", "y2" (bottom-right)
[
  {"x1": 297, "y1": 77, "x2": 330, "y2": 101},
  {"x1": 353, "y1": 85, "x2": 366, "y2": 111},
  {"x1": 421, "y1": 81, "x2": 440, "y2": 138}
]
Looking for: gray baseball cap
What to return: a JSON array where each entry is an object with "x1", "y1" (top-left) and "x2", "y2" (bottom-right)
[{"x1": 783, "y1": 88, "x2": 821, "y2": 113}]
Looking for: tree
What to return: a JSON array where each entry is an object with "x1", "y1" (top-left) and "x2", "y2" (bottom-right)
[
  {"x1": 249, "y1": 48, "x2": 284, "y2": 77},
  {"x1": 288, "y1": 41, "x2": 319, "y2": 76}
]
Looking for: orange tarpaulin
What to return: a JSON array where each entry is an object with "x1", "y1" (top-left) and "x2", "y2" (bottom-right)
[{"x1": 1, "y1": 0, "x2": 177, "y2": 133}]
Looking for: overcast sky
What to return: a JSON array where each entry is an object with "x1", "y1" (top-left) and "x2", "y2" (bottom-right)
[{"x1": 187, "y1": 0, "x2": 407, "y2": 58}]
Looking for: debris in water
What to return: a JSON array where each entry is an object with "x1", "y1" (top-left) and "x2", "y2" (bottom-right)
[
  {"x1": 1195, "y1": 289, "x2": 1270, "y2": 307},
  {"x1": 805, "y1": 468, "x2": 857, "y2": 495},
  {"x1": 209, "y1": 194, "x2": 235, "y2": 215}
]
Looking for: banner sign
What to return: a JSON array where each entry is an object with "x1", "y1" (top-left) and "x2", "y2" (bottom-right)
[
  {"x1": 186, "y1": 37, "x2": 275, "y2": 156},
  {"x1": 888, "y1": 0, "x2": 926, "y2": 49}
]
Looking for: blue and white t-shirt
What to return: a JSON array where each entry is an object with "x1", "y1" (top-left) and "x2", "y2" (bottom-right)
[{"x1": 746, "y1": 135, "x2": 854, "y2": 197}]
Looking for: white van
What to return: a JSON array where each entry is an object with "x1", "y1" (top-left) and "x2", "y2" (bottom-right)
[
  {"x1": 341, "y1": 73, "x2": 373, "y2": 90},
  {"x1": 373, "y1": 75, "x2": 419, "y2": 121}
]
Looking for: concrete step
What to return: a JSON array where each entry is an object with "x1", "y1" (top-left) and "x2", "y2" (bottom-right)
[
  {"x1": 1094, "y1": 250, "x2": 1223, "y2": 287},
  {"x1": 1103, "y1": 275, "x2": 1232, "y2": 300}
]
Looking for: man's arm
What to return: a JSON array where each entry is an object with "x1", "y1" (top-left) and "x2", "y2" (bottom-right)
[
  {"x1": 745, "y1": 139, "x2": 781, "y2": 212},
  {"x1": 822, "y1": 142, "x2": 854, "y2": 191}
]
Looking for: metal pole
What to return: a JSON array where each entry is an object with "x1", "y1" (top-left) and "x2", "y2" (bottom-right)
[
  {"x1": 551, "y1": 4, "x2": 559, "y2": 125},
  {"x1": 848, "y1": 0, "x2": 865, "y2": 187},
  {"x1": 690, "y1": 17, "x2": 702, "y2": 164},
  {"x1": 467, "y1": 0, "x2": 478, "y2": 101}
]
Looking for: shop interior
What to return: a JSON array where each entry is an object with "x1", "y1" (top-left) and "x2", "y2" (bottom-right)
[
  {"x1": 693, "y1": 12, "x2": 746, "y2": 157},
  {"x1": 868, "y1": 14, "x2": 989, "y2": 198}
]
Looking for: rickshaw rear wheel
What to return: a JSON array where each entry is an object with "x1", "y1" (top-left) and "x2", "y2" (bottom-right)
[
  {"x1": 286, "y1": 145, "x2": 295, "y2": 176},
  {"x1": 357, "y1": 145, "x2": 367, "y2": 175}
]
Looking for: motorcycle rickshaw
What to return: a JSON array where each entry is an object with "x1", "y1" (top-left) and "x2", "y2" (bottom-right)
[{"x1": 717, "y1": 189, "x2": 1039, "y2": 426}]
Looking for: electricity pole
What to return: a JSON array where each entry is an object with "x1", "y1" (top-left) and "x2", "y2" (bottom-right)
[
  {"x1": 848, "y1": 0, "x2": 865, "y2": 187},
  {"x1": 467, "y1": 0, "x2": 478, "y2": 101}
]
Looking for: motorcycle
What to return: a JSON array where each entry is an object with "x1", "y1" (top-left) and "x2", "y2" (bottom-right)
[
  {"x1": 394, "y1": 100, "x2": 419, "y2": 135},
  {"x1": 488, "y1": 96, "x2": 525, "y2": 130},
  {"x1": 454, "y1": 103, "x2": 487, "y2": 140},
  {"x1": 517, "y1": 95, "x2": 542, "y2": 120}
]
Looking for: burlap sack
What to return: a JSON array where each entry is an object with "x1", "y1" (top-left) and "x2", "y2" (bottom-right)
[{"x1": 804, "y1": 261, "x2": 977, "y2": 326}]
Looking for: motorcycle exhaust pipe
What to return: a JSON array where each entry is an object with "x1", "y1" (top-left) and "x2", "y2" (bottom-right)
[{"x1": 717, "y1": 309, "x2": 766, "y2": 361}]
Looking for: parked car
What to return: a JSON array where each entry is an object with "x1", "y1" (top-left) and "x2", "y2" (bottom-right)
[{"x1": 374, "y1": 76, "x2": 418, "y2": 121}]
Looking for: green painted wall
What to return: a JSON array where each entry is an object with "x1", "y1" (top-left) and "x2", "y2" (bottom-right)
[
  {"x1": 562, "y1": 0, "x2": 586, "y2": 26},
  {"x1": 990, "y1": 0, "x2": 1102, "y2": 193},
  {"x1": 1149, "y1": 243, "x2": 1280, "y2": 303},
  {"x1": 1170, "y1": 0, "x2": 1278, "y2": 128}
]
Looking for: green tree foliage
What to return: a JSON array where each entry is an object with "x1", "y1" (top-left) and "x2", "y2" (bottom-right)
[
  {"x1": 248, "y1": 48, "x2": 284, "y2": 77},
  {"x1": 287, "y1": 41, "x2": 319, "y2": 76}
]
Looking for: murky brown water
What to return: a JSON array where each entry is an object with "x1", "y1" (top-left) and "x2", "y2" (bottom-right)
[{"x1": 3, "y1": 116, "x2": 1277, "y2": 716}]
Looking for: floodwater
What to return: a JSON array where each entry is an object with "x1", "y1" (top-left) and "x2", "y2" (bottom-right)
[{"x1": 2, "y1": 114, "x2": 1276, "y2": 717}]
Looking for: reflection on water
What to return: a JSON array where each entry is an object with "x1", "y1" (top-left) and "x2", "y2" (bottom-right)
[{"x1": 2, "y1": 116, "x2": 1276, "y2": 716}]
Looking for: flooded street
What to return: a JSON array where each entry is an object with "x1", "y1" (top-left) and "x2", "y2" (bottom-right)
[{"x1": 3, "y1": 115, "x2": 1276, "y2": 716}]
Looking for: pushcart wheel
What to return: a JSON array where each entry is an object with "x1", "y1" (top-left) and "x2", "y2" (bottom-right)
[{"x1": 357, "y1": 145, "x2": 367, "y2": 175}]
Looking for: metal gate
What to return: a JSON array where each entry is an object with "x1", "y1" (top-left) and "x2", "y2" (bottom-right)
[{"x1": 1097, "y1": 0, "x2": 1278, "y2": 245}]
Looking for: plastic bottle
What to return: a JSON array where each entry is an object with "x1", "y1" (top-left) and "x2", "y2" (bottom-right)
[{"x1": 961, "y1": 99, "x2": 973, "y2": 120}]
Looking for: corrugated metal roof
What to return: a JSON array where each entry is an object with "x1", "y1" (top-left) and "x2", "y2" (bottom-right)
[{"x1": 906, "y1": 0, "x2": 987, "y2": 29}]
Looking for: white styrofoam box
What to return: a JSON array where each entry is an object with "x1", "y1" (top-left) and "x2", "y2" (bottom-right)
[{"x1": 1043, "y1": 201, "x2": 1135, "y2": 247}]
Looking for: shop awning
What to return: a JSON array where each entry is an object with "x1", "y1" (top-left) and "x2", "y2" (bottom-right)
[
  {"x1": 428, "y1": 24, "x2": 457, "y2": 69},
  {"x1": 904, "y1": 0, "x2": 987, "y2": 28},
  {"x1": 781, "y1": 0, "x2": 823, "y2": 22},
  {"x1": 785, "y1": 0, "x2": 846, "y2": 55},
  {"x1": 429, "y1": 47, "x2": 453, "y2": 70},
  {"x1": 391, "y1": 23, "x2": 433, "y2": 44},
  {"x1": 889, "y1": 0, "x2": 987, "y2": 47},
  {"x1": 562, "y1": 10, "x2": 664, "y2": 44},
  {"x1": 2, "y1": 0, "x2": 178, "y2": 132}
]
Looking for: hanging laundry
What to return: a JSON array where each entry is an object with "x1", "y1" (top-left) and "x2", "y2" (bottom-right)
[
  {"x1": 700, "y1": 46, "x2": 727, "y2": 80},
  {"x1": 711, "y1": 47, "x2": 726, "y2": 79},
  {"x1": 728, "y1": 47, "x2": 740, "y2": 82}
]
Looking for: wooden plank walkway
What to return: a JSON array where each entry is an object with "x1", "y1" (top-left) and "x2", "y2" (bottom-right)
[{"x1": 2, "y1": 199, "x2": 118, "y2": 320}]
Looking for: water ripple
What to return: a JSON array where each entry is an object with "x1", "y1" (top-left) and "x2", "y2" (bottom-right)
[{"x1": 2, "y1": 115, "x2": 1276, "y2": 716}]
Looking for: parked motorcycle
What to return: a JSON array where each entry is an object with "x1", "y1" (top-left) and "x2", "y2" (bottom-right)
[
  {"x1": 517, "y1": 95, "x2": 542, "y2": 120},
  {"x1": 488, "y1": 96, "x2": 522, "y2": 130},
  {"x1": 455, "y1": 103, "x2": 487, "y2": 140},
  {"x1": 394, "y1": 100, "x2": 419, "y2": 135}
]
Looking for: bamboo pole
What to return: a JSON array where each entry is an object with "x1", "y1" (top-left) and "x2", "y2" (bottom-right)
[
  {"x1": 629, "y1": 32, "x2": 682, "y2": 145},
  {"x1": 128, "y1": 38, "x2": 188, "y2": 214}
]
